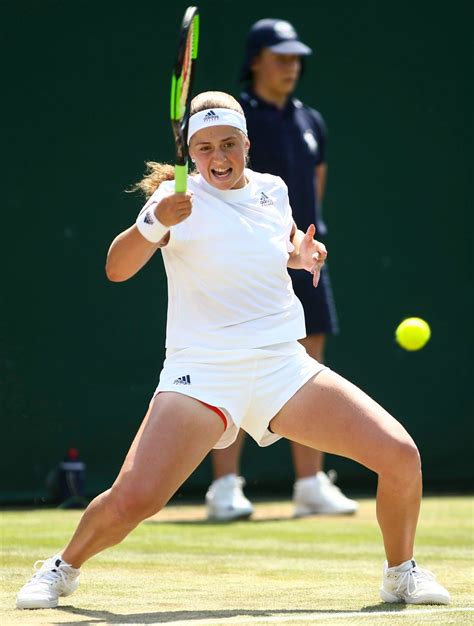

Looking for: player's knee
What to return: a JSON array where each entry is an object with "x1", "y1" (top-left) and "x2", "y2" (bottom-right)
[
  {"x1": 109, "y1": 484, "x2": 160, "y2": 524},
  {"x1": 398, "y1": 439, "x2": 421, "y2": 477},
  {"x1": 380, "y1": 437, "x2": 421, "y2": 484}
]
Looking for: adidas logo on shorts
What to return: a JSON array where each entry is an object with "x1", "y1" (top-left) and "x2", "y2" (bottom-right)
[
  {"x1": 259, "y1": 192, "x2": 273, "y2": 206},
  {"x1": 173, "y1": 375, "x2": 192, "y2": 385},
  {"x1": 203, "y1": 110, "x2": 219, "y2": 122}
]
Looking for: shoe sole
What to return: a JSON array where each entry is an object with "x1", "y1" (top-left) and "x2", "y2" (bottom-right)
[
  {"x1": 380, "y1": 589, "x2": 450, "y2": 605},
  {"x1": 16, "y1": 581, "x2": 78, "y2": 610},
  {"x1": 207, "y1": 511, "x2": 253, "y2": 522},
  {"x1": 16, "y1": 598, "x2": 58, "y2": 609},
  {"x1": 380, "y1": 589, "x2": 404, "y2": 603},
  {"x1": 294, "y1": 506, "x2": 358, "y2": 517}
]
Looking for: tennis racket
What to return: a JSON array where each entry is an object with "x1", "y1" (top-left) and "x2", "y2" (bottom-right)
[{"x1": 170, "y1": 6, "x2": 199, "y2": 193}]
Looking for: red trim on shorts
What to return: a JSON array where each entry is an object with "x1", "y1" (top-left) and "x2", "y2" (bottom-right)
[
  {"x1": 199, "y1": 401, "x2": 227, "y2": 429},
  {"x1": 155, "y1": 392, "x2": 227, "y2": 429}
]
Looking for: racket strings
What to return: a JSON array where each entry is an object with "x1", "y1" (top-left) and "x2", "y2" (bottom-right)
[{"x1": 179, "y1": 28, "x2": 194, "y2": 117}]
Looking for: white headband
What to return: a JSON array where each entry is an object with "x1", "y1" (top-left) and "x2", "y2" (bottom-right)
[{"x1": 187, "y1": 108, "x2": 248, "y2": 144}]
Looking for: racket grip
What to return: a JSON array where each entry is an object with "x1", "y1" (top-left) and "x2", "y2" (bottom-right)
[{"x1": 174, "y1": 163, "x2": 188, "y2": 192}]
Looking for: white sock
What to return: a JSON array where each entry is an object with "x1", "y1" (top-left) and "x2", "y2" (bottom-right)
[{"x1": 388, "y1": 559, "x2": 416, "y2": 572}]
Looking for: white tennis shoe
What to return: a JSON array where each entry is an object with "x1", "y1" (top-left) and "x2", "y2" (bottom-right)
[
  {"x1": 293, "y1": 470, "x2": 358, "y2": 516},
  {"x1": 380, "y1": 559, "x2": 450, "y2": 604},
  {"x1": 206, "y1": 474, "x2": 254, "y2": 521},
  {"x1": 16, "y1": 555, "x2": 80, "y2": 609}
]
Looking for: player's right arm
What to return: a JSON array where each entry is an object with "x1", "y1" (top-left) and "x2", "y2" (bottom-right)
[{"x1": 105, "y1": 192, "x2": 192, "y2": 282}]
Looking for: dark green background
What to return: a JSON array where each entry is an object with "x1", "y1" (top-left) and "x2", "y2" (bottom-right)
[{"x1": 1, "y1": 0, "x2": 472, "y2": 502}]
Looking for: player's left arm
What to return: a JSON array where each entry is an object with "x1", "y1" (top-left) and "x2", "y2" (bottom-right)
[{"x1": 287, "y1": 222, "x2": 327, "y2": 287}]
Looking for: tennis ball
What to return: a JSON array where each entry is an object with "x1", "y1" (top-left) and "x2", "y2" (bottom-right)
[{"x1": 395, "y1": 317, "x2": 431, "y2": 351}]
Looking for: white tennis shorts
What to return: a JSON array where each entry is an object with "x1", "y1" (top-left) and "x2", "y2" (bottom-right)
[{"x1": 154, "y1": 341, "x2": 326, "y2": 448}]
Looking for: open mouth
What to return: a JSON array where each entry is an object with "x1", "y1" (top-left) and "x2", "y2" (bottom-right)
[{"x1": 211, "y1": 167, "x2": 232, "y2": 180}]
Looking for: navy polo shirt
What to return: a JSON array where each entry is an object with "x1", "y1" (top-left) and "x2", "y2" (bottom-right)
[{"x1": 239, "y1": 90, "x2": 328, "y2": 236}]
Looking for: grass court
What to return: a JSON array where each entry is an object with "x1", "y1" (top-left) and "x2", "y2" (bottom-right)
[{"x1": 1, "y1": 496, "x2": 473, "y2": 625}]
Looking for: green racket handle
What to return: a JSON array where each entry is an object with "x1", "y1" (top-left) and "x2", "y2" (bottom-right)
[{"x1": 175, "y1": 163, "x2": 188, "y2": 193}]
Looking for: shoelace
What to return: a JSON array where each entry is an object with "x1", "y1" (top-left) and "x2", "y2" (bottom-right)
[
  {"x1": 393, "y1": 565, "x2": 436, "y2": 597},
  {"x1": 29, "y1": 559, "x2": 69, "y2": 586}
]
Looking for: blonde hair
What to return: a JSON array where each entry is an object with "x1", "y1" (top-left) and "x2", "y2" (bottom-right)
[
  {"x1": 190, "y1": 91, "x2": 243, "y2": 116},
  {"x1": 131, "y1": 92, "x2": 245, "y2": 198}
]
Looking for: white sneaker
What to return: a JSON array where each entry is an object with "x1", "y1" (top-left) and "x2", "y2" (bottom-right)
[
  {"x1": 380, "y1": 559, "x2": 450, "y2": 604},
  {"x1": 16, "y1": 555, "x2": 80, "y2": 609},
  {"x1": 206, "y1": 474, "x2": 254, "y2": 521},
  {"x1": 293, "y1": 470, "x2": 358, "y2": 516}
]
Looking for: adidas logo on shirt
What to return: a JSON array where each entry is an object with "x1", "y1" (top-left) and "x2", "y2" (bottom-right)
[
  {"x1": 173, "y1": 374, "x2": 192, "y2": 385},
  {"x1": 203, "y1": 110, "x2": 219, "y2": 122},
  {"x1": 143, "y1": 211, "x2": 154, "y2": 225},
  {"x1": 259, "y1": 192, "x2": 273, "y2": 206}
]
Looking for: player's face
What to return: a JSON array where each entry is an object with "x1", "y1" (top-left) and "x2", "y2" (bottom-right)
[
  {"x1": 189, "y1": 125, "x2": 250, "y2": 190},
  {"x1": 251, "y1": 50, "x2": 301, "y2": 99}
]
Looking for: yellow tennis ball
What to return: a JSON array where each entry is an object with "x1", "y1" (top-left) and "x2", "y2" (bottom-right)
[{"x1": 395, "y1": 317, "x2": 431, "y2": 351}]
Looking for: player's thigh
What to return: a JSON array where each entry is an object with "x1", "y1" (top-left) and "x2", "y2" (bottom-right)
[
  {"x1": 269, "y1": 369, "x2": 419, "y2": 476},
  {"x1": 113, "y1": 391, "x2": 225, "y2": 509}
]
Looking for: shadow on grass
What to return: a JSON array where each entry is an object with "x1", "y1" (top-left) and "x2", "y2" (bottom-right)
[
  {"x1": 144, "y1": 518, "x2": 295, "y2": 525},
  {"x1": 145, "y1": 513, "x2": 362, "y2": 524},
  {"x1": 53, "y1": 604, "x2": 407, "y2": 624}
]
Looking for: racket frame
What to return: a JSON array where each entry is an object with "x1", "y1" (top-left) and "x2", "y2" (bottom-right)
[{"x1": 170, "y1": 6, "x2": 199, "y2": 192}]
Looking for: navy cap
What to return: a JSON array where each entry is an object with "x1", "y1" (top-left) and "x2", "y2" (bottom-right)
[{"x1": 240, "y1": 19, "x2": 313, "y2": 81}]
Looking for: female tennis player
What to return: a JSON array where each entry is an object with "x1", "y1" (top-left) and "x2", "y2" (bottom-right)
[{"x1": 16, "y1": 91, "x2": 449, "y2": 609}]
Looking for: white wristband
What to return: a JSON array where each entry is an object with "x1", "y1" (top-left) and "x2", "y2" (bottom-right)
[{"x1": 136, "y1": 207, "x2": 169, "y2": 243}]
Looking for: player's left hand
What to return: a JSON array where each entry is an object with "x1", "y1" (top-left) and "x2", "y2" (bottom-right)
[{"x1": 300, "y1": 224, "x2": 327, "y2": 287}]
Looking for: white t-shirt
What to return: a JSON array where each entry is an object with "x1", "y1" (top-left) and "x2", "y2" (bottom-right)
[{"x1": 140, "y1": 169, "x2": 306, "y2": 350}]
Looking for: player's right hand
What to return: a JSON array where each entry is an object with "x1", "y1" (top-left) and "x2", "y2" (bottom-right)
[{"x1": 155, "y1": 192, "x2": 193, "y2": 227}]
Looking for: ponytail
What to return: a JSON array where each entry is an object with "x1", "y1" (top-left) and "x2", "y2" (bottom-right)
[{"x1": 129, "y1": 161, "x2": 175, "y2": 199}]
